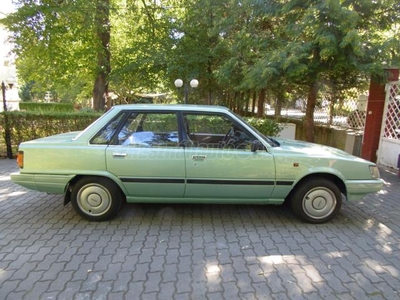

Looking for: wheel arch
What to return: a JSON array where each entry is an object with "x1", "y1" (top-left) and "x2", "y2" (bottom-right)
[
  {"x1": 286, "y1": 173, "x2": 347, "y2": 202},
  {"x1": 63, "y1": 174, "x2": 127, "y2": 206}
]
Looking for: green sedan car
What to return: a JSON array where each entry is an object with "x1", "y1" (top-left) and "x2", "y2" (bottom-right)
[{"x1": 11, "y1": 104, "x2": 383, "y2": 223}]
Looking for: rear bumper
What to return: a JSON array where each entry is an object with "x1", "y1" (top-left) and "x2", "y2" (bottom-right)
[
  {"x1": 10, "y1": 172, "x2": 74, "y2": 194},
  {"x1": 346, "y1": 179, "x2": 384, "y2": 201}
]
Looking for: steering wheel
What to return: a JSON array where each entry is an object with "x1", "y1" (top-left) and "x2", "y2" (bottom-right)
[{"x1": 220, "y1": 127, "x2": 238, "y2": 148}]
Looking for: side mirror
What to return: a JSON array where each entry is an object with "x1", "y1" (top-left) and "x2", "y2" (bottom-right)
[{"x1": 251, "y1": 140, "x2": 265, "y2": 152}]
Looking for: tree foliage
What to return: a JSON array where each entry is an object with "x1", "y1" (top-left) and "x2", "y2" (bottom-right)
[
  {"x1": 2, "y1": 1, "x2": 97, "y2": 101},
  {"x1": 1, "y1": 0, "x2": 399, "y2": 133},
  {"x1": 274, "y1": 0, "x2": 400, "y2": 140}
]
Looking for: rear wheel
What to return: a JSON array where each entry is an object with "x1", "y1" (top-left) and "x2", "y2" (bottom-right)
[
  {"x1": 290, "y1": 178, "x2": 342, "y2": 223},
  {"x1": 71, "y1": 177, "x2": 123, "y2": 221}
]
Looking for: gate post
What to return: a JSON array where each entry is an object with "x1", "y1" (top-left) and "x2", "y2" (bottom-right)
[
  {"x1": 361, "y1": 68, "x2": 399, "y2": 162},
  {"x1": 398, "y1": 154, "x2": 400, "y2": 177}
]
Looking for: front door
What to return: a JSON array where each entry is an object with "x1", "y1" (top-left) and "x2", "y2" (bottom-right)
[{"x1": 183, "y1": 113, "x2": 276, "y2": 201}]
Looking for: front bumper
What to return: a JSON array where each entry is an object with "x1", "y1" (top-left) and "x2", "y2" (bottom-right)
[{"x1": 345, "y1": 179, "x2": 384, "y2": 201}]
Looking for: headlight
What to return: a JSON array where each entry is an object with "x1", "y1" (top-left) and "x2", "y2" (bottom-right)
[{"x1": 369, "y1": 165, "x2": 380, "y2": 179}]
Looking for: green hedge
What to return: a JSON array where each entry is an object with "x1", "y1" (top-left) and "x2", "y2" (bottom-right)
[
  {"x1": 19, "y1": 102, "x2": 75, "y2": 112},
  {"x1": 1, "y1": 111, "x2": 281, "y2": 157},
  {"x1": 0, "y1": 111, "x2": 101, "y2": 157},
  {"x1": 245, "y1": 117, "x2": 281, "y2": 137}
]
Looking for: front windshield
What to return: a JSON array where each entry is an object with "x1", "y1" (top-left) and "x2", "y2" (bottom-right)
[{"x1": 233, "y1": 112, "x2": 280, "y2": 147}]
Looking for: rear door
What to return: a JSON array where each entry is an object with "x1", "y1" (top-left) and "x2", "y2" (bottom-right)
[{"x1": 95, "y1": 110, "x2": 186, "y2": 198}]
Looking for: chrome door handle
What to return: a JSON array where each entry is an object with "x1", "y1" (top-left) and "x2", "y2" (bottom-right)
[
  {"x1": 192, "y1": 155, "x2": 206, "y2": 161},
  {"x1": 113, "y1": 152, "x2": 127, "y2": 157}
]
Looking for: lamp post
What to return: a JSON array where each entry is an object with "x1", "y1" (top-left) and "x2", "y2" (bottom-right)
[
  {"x1": 1, "y1": 80, "x2": 13, "y2": 158},
  {"x1": 174, "y1": 78, "x2": 199, "y2": 104},
  {"x1": 1, "y1": 81, "x2": 6, "y2": 112}
]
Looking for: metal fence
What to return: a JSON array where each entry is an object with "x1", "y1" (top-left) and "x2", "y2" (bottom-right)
[
  {"x1": 382, "y1": 82, "x2": 400, "y2": 140},
  {"x1": 266, "y1": 97, "x2": 366, "y2": 130}
]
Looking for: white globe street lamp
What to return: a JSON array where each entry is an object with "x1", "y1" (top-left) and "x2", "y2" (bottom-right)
[
  {"x1": 174, "y1": 78, "x2": 198, "y2": 104},
  {"x1": 174, "y1": 79, "x2": 183, "y2": 88},
  {"x1": 189, "y1": 79, "x2": 199, "y2": 88}
]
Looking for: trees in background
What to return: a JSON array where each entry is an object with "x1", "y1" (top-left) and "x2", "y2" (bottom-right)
[
  {"x1": 273, "y1": 0, "x2": 400, "y2": 141},
  {"x1": 2, "y1": 0, "x2": 109, "y2": 109},
  {"x1": 1, "y1": 0, "x2": 399, "y2": 140}
]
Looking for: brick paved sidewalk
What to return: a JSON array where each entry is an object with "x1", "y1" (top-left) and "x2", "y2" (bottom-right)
[{"x1": 1, "y1": 158, "x2": 399, "y2": 300}]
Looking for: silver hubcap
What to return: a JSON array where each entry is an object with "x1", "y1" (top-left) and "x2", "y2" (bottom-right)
[
  {"x1": 77, "y1": 183, "x2": 112, "y2": 216},
  {"x1": 302, "y1": 187, "x2": 337, "y2": 220}
]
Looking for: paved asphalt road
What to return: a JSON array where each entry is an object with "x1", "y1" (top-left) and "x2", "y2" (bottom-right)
[{"x1": 1, "y1": 159, "x2": 400, "y2": 300}]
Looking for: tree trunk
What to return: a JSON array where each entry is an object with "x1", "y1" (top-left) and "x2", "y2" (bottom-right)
[
  {"x1": 305, "y1": 82, "x2": 318, "y2": 142},
  {"x1": 328, "y1": 97, "x2": 334, "y2": 126},
  {"x1": 251, "y1": 91, "x2": 256, "y2": 115},
  {"x1": 257, "y1": 89, "x2": 265, "y2": 117},
  {"x1": 233, "y1": 92, "x2": 238, "y2": 112},
  {"x1": 229, "y1": 93, "x2": 233, "y2": 111},
  {"x1": 2, "y1": 81, "x2": 13, "y2": 158},
  {"x1": 92, "y1": 0, "x2": 111, "y2": 111},
  {"x1": 275, "y1": 91, "x2": 283, "y2": 117},
  {"x1": 245, "y1": 91, "x2": 250, "y2": 116},
  {"x1": 328, "y1": 82, "x2": 337, "y2": 126},
  {"x1": 237, "y1": 92, "x2": 244, "y2": 114}
]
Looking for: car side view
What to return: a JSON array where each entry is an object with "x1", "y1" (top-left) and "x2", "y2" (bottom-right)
[{"x1": 11, "y1": 105, "x2": 383, "y2": 223}]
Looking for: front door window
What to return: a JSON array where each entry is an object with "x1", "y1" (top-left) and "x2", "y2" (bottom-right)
[{"x1": 184, "y1": 113, "x2": 254, "y2": 150}]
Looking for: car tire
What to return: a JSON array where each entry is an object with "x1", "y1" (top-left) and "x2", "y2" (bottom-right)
[
  {"x1": 71, "y1": 177, "x2": 123, "y2": 221},
  {"x1": 290, "y1": 178, "x2": 342, "y2": 223}
]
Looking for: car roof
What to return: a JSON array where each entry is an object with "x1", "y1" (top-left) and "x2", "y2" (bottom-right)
[{"x1": 111, "y1": 104, "x2": 231, "y2": 113}]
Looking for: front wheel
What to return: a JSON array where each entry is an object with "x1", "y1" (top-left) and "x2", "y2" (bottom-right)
[
  {"x1": 290, "y1": 178, "x2": 342, "y2": 223},
  {"x1": 71, "y1": 177, "x2": 123, "y2": 221}
]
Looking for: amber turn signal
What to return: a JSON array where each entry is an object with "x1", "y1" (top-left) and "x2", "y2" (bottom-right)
[{"x1": 17, "y1": 151, "x2": 24, "y2": 168}]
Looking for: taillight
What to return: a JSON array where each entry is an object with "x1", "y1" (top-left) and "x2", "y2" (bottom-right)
[{"x1": 17, "y1": 151, "x2": 24, "y2": 168}]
